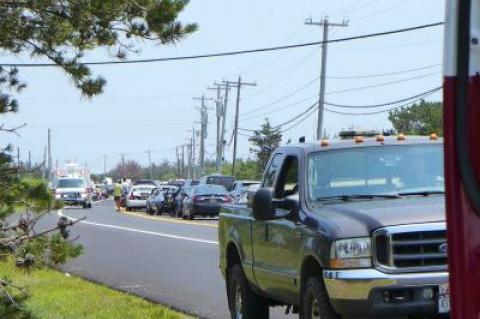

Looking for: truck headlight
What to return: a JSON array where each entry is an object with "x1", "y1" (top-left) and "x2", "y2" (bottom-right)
[{"x1": 330, "y1": 237, "x2": 372, "y2": 269}]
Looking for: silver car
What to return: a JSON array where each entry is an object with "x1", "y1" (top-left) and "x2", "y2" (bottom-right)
[{"x1": 125, "y1": 184, "x2": 156, "y2": 211}]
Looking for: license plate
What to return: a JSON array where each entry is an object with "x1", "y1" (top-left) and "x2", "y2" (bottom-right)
[
  {"x1": 209, "y1": 198, "x2": 216, "y2": 203},
  {"x1": 438, "y1": 283, "x2": 450, "y2": 314}
]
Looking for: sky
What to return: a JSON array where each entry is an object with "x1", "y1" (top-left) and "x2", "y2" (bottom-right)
[{"x1": 2, "y1": 0, "x2": 446, "y2": 174}]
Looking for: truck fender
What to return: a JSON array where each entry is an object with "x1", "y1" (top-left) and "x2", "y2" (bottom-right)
[{"x1": 300, "y1": 255, "x2": 324, "y2": 296}]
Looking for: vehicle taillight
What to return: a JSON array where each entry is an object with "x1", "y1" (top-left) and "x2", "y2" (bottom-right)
[
  {"x1": 193, "y1": 196, "x2": 205, "y2": 202},
  {"x1": 222, "y1": 196, "x2": 232, "y2": 203}
]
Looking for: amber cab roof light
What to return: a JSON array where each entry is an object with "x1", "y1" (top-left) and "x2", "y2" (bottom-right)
[
  {"x1": 430, "y1": 133, "x2": 439, "y2": 141},
  {"x1": 397, "y1": 133, "x2": 406, "y2": 141},
  {"x1": 354, "y1": 136, "x2": 364, "y2": 143},
  {"x1": 320, "y1": 139, "x2": 330, "y2": 147},
  {"x1": 376, "y1": 135, "x2": 385, "y2": 142}
]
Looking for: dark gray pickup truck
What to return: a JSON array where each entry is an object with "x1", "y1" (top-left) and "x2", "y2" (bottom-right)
[{"x1": 218, "y1": 136, "x2": 449, "y2": 319}]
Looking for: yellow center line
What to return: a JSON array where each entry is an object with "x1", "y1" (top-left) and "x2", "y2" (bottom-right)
[{"x1": 120, "y1": 210, "x2": 218, "y2": 228}]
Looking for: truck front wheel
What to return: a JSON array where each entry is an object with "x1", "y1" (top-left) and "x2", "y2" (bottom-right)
[
  {"x1": 301, "y1": 276, "x2": 340, "y2": 319},
  {"x1": 228, "y1": 264, "x2": 269, "y2": 319}
]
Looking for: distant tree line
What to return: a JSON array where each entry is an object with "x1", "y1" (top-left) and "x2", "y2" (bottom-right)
[{"x1": 388, "y1": 100, "x2": 443, "y2": 136}]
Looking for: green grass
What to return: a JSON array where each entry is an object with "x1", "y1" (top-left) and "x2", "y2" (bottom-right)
[{"x1": 1, "y1": 260, "x2": 192, "y2": 319}]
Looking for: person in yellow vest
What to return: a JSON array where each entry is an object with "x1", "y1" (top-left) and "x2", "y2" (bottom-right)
[{"x1": 113, "y1": 180, "x2": 123, "y2": 211}]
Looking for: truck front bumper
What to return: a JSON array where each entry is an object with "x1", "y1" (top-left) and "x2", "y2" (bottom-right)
[{"x1": 323, "y1": 268, "x2": 449, "y2": 317}]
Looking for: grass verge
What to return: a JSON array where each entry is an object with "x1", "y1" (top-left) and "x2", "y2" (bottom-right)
[{"x1": 1, "y1": 260, "x2": 191, "y2": 319}]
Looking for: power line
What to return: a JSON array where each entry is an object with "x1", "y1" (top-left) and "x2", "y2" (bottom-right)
[
  {"x1": 325, "y1": 86, "x2": 442, "y2": 108},
  {"x1": 0, "y1": 22, "x2": 444, "y2": 67},
  {"x1": 242, "y1": 47, "x2": 319, "y2": 99},
  {"x1": 273, "y1": 102, "x2": 319, "y2": 129},
  {"x1": 327, "y1": 72, "x2": 440, "y2": 95},
  {"x1": 243, "y1": 62, "x2": 440, "y2": 106},
  {"x1": 241, "y1": 76, "x2": 320, "y2": 116},
  {"x1": 240, "y1": 95, "x2": 317, "y2": 122},
  {"x1": 327, "y1": 63, "x2": 441, "y2": 79},
  {"x1": 242, "y1": 85, "x2": 441, "y2": 134},
  {"x1": 281, "y1": 105, "x2": 318, "y2": 133},
  {"x1": 240, "y1": 71, "x2": 440, "y2": 122},
  {"x1": 324, "y1": 88, "x2": 440, "y2": 116}
]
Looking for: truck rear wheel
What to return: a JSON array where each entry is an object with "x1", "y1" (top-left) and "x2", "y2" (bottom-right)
[
  {"x1": 228, "y1": 264, "x2": 269, "y2": 319},
  {"x1": 301, "y1": 276, "x2": 340, "y2": 319}
]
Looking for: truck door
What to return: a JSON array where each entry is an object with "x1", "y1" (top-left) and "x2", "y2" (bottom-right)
[
  {"x1": 252, "y1": 151, "x2": 303, "y2": 305},
  {"x1": 444, "y1": 1, "x2": 480, "y2": 318}
]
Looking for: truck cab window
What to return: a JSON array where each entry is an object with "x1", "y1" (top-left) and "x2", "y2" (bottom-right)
[
  {"x1": 264, "y1": 154, "x2": 283, "y2": 188},
  {"x1": 275, "y1": 156, "x2": 299, "y2": 199}
]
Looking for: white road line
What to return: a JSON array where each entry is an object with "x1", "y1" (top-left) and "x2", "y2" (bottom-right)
[{"x1": 58, "y1": 209, "x2": 219, "y2": 245}]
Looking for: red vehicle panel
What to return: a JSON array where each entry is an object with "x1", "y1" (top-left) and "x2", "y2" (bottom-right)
[{"x1": 444, "y1": 1, "x2": 480, "y2": 318}]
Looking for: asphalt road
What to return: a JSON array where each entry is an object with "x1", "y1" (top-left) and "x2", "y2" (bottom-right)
[{"x1": 49, "y1": 199, "x2": 295, "y2": 319}]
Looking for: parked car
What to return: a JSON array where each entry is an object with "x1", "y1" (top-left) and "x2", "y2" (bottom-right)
[
  {"x1": 98, "y1": 183, "x2": 109, "y2": 199},
  {"x1": 230, "y1": 180, "x2": 260, "y2": 201},
  {"x1": 235, "y1": 183, "x2": 260, "y2": 205},
  {"x1": 173, "y1": 181, "x2": 199, "y2": 217},
  {"x1": 133, "y1": 179, "x2": 157, "y2": 186},
  {"x1": 219, "y1": 136, "x2": 448, "y2": 319},
  {"x1": 199, "y1": 174, "x2": 235, "y2": 191},
  {"x1": 54, "y1": 177, "x2": 92, "y2": 208},
  {"x1": 162, "y1": 185, "x2": 179, "y2": 216},
  {"x1": 126, "y1": 184, "x2": 157, "y2": 210},
  {"x1": 182, "y1": 184, "x2": 232, "y2": 220},
  {"x1": 104, "y1": 177, "x2": 114, "y2": 195},
  {"x1": 90, "y1": 185, "x2": 99, "y2": 201},
  {"x1": 146, "y1": 188, "x2": 162, "y2": 215}
]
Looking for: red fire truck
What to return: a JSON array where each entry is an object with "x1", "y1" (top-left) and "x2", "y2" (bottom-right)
[{"x1": 444, "y1": 1, "x2": 480, "y2": 318}]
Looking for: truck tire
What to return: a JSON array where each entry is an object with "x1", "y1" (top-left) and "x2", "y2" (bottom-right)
[
  {"x1": 301, "y1": 276, "x2": 340, "y2": 319},
  {"x1": 228, "y1": 264, "x2": 269, "y2": 319}
]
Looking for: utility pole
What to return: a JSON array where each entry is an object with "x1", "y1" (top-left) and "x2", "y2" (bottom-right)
[
  {"x1": 175, "y1": 147, "x2": 181, "y2": 177},
  {"x1": 28, "y1": 150, "x2": 31, "y2": 171},
  {"x1": 181, "y1": 145, "x2": 185, "y2": 178},
  {"x1": 42, "y1": 146, "x2": 47, "y2": 181},
  {"x1": 208, "y1": 84, "x2": 224, "y2": 174},
  {"x1": 193, "y1": 95, "x2": 213, "y2": 176},
  {"x1": 190, "y1": 128, "x2": 197, "y2": 179},
  {"x1": 305, "y1": 16, "x2": 349, "y2": 140},
  {"x1": 212, "y1": 81, "x2": 232, "y2": 174},
  {"x1": 120, "y1": 154, "x2": 126, "y2": 178},
  {"x1": 223, "y1": 77, "x2": 256, "y2": 177},
  {"x1": 103, "y1": 155, "x2": 107, "y2": 176},
  {"x1": 146, "y1": 150, "x2": 153, "y2": 179},
  {"x1": 186, "y1": 139, "x2": 192, "y2": 179},
  {"x1": 220, "y1": 83, "x2": 230, "y2": 173},
  {"x1": 17, "y1": 147, "x2": 20, "y2": 180},
  {"x1": 47, "y1": 129, "x2": 52, "y2": 184}
]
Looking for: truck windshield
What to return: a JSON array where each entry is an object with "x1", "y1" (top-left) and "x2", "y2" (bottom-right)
[
  {"x1": 57, "y1": 178, "x2": 86, "y2": 188},
  {"x1": 307, "y1": 144, "x2": 444, "y2": 202}
]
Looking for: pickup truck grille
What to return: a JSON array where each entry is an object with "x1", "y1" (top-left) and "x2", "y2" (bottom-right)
[{"x1": 373, "y1": 223, "x2": 447, "y2": 273}]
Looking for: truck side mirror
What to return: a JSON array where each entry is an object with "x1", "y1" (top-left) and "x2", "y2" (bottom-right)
[
  {"x1": 246, "y1": 188, "x2": 259, "y2": 208},
  {"x1": 252, "y1": 188, "x2": 275, "y2": 221}
]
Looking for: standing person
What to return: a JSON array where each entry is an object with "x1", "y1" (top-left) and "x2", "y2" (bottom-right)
[
  {"x1": 121, "y1": 177, "x2": 130, "y2": 195},
  {"x1": 113, "y1": 180, "x2": 122, "y2": 211}
]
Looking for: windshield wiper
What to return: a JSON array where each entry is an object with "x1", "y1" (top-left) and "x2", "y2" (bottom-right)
[
  {"x1": 398, "y1": 190, "x2": 445, "y2": 197},
  {"x1": 315, "y1": 194, "x2": 400, "y2": 202}
]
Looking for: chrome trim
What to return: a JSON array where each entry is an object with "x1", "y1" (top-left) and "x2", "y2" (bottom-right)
[
  {"x1": 323, "y1": 268, "x2": 448, "y2": 300},
  {"x1": 372, "y1": 222, "x2": 447, "y2": 274}
]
